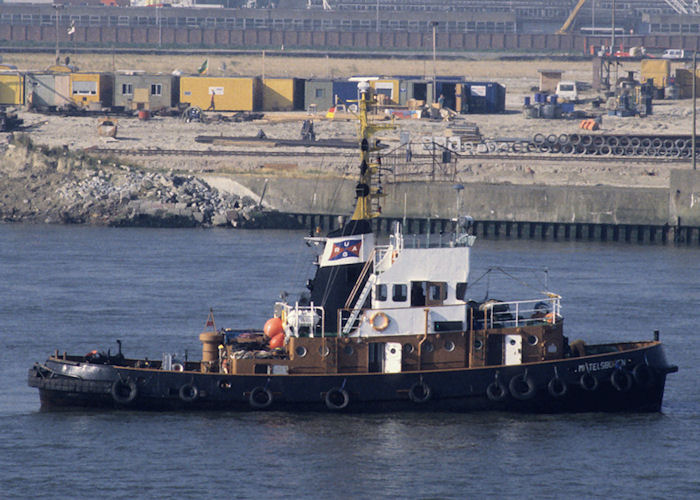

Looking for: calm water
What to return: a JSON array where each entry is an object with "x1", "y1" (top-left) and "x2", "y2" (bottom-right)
[{"x1": 1, "y1": 225, "x2": 698, "y2": 499}]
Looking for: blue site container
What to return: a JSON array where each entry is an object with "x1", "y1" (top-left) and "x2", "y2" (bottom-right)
[
  {"x1": 464, "y1": 81, "x2": 506, "y2": 113},
  {"x1": 332, "y1": 81, "x2": 360, "y2": 106},
  {"x1": 524, "y1": 96, "x2": 531, "y2": 106}
]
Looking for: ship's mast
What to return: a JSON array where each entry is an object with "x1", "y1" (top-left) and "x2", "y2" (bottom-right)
[{"x1": 350, "y1": 81, "x2": 394, "y2": 221}]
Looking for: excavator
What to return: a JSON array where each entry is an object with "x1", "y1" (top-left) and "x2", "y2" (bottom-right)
[{"x1": 556, "y1": 0, "x2": 588, "y2": 35}]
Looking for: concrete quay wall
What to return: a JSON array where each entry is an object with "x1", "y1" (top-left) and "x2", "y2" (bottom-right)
[{"x1": 236, "y1": 170, "x2": 700, "y2": 244}]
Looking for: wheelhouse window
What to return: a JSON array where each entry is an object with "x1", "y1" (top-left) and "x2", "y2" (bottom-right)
[
  {"x1": 376, "y1": 284, "x2": 387, "y2": 301},
  {"x1": 456, "y1": 282, "x2": 467, "y2": 300},
  {"x1": 392, "y1": 284, "x2": 407, "y2": 302}
]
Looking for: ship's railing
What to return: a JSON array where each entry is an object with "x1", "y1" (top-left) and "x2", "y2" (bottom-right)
[
  {"x1": 275, "y1": 302, "x2": 326, "y2": 338},
  {"x1": 338, "y1": 295, "x2": 561, "y2": 336},
  {"x1": 399, "y1": 232, "x2": 477, "y2": 249},
  {"x1": 470, "y1": 296, "x2": 562, "y2": 330}
]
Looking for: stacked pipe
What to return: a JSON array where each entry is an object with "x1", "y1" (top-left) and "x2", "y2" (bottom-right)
[{"x1": 526, "y1": 133, "x2": 697, "y2": 158}]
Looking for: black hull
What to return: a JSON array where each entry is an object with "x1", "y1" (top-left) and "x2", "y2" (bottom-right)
[{"x1": 29, "y1": 342, "x2": 677, "y2": 413}]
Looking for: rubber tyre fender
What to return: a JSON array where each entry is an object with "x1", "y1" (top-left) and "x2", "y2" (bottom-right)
[
  {"x1": 632, "y1": 363, "x2": 656, "y2": 388},
  {"x1": 249, "y1": 386, "x2": 273, "y2": 409},
  {"x1": 408, "y1": 382, "x2": 432, "y2": 403},
  {"x1": 179, "y1": 383, "x2": 199, "y2": 403},
  {"x1": 111, "y1": 379, "x2": 138, "y2": 405},
  {"x1": 509, "y1": 374, "x2": 537, "y2": 400},
  {"x1": 547, "y1": 376, "x2": 568, "y2": 398},
  {"x1": 610, "y1": 369, "x2": 633, "y2": 392},
  {"x1": 579, "y1": 372, "x2": 599, "y2": 392},
  {"x1": 486, "y1": 380, "x2": 507, "y2": 402},
  {"x1": 325, "y1": 387, "x2": 350, "y2": 410}
]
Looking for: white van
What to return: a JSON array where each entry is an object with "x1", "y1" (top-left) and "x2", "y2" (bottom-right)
[
  {"x1": 555, "y1": 81, "x2": 579, "y2": 102},
  {"x1": 662, "y1": 49, "x2": 685, "y2": 59}
]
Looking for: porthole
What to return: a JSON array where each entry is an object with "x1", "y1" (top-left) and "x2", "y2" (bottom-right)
[
  {"x1": 509, "y1": 339, "x2": 517, "y2": 346},
  {"x1": 343, "y1": 345, "x2": 354, "y2": 356},
  {"x1": 424, "y1": 341, "x2": 434, "y2": 353},
  {"x1": 444, "y1": 340, "x2": 455, "y2": 352},
  {"x1": 527, "y1": 335, "x2": 538, "y2": 346},
  {"x1": 474, "y1": 339, "x2": 483, "y2": 350},
  {"x1": 319, "y1": 345, "x2": 330, "y2": 357},
  {"x1": 403, "y1": 343, "x2": 414, "y2": 354},
  {"x1": 295, "y1": 346, "x2": 307, "y2": 358}
]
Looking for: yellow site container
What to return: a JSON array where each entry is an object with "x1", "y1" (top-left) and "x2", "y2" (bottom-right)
[
  {"x1": 370, "y1": 79, "x2": 400, "y2": 105},
  {"x1": 69, "y1": 73, "x2": 113, "y2": 108},
  {"x1": 262, "y1": 78, "x2": 302, "y2": 111},
  {"x1": 0, "y1": 72, "x2": 24, "y2": 105},
  {"x1": 180, "y1": 77, "x2": 262, "y2": 112},
  {"x1": 641, "y1": 59, "x2": 670, "y2": 89}
]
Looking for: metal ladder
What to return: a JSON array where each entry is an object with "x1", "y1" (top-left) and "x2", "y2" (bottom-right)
[{"x1": 342, "y1": 273, "x2": 377, "y2": 336}]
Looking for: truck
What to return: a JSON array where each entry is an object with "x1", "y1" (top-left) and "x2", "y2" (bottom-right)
[{"x1": 555, "y1": 81, "x2": 579, "y2": 102}]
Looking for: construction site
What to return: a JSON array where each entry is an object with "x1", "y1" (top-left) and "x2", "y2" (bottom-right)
[{"x1": 3, "y1": 0, "x2": 700, "y2": 242}]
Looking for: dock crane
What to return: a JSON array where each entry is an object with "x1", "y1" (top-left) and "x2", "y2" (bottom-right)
[{"x1": 556, "y1": 0, "x2": 588, "y2": 34}]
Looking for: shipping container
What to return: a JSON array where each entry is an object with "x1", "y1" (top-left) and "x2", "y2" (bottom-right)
[
  {"x1": 179, "y1": 76, "x2": 262, "y2": 112},
  {"x1": 463, "y1": 82, "x2": 506, "y2": 114},
  {"x1": 0, "y1": 72, "x2": 24, "y2": 105},
  {"x1": 262, "y1": 77, "x2": 304, "y2": 111},
  {"x1": 70, "y1": 73, "x2": 114, "y2": 108},
  {"x1": 113, "y1": 72, "x2": 178, "y2": 111}
]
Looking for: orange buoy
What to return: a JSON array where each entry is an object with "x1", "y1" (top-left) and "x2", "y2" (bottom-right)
[
  {"x1": 269, "y1": 333, "x2": 285, "y2": 349},
  {"x1": 263, "y1": 317, "x2": 283, "y2": 338}
]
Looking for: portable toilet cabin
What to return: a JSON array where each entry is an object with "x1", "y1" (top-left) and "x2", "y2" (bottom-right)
[
  {"x1": 69, "y1": 72, "x2": 114, "y2": 109},
  {"x1": 262, "y1": 77, "x2": 304, "y2": 111},
  {"x1": 0, "y1": 71, "x2": 24, "y2": 106},
  {"x1": 179, "y1": 76, "x2": 262, "y2": 112},
  {"x1": 114, "y1": 72, "x2": 178, "y2": 112}
]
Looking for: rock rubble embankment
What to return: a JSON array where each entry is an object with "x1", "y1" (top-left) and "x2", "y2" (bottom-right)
[{"x1": 0, "y1": 135, "x2": 293, "y2": 228}]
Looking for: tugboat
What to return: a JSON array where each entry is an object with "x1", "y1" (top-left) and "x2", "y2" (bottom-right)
[{"x1": 28, "y1": 82, "x2": 677, "y2": 413}]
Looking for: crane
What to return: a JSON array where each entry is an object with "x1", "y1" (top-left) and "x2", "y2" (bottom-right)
[{"x1": 557, "y1": 0, "x2": 588, "y2": 35}]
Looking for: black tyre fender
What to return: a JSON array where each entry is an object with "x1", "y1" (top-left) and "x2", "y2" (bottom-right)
[
  {"x1": 179, "y1": 383, "x2": 199, "y2": 403},
  {"x1": 610, "y1": 369, "x2": 633, "y2": 392},
  {"x1": 486, "y1": 380, "x2": 507, "y2": 402},
  {"x1": 111, "y1": 379, "x2": 138, "y2": 404},
  {"x1": 547, "y1": 376, "x2": 568, "y2": 398},
  {"x1": 325, "y1": 387, "x2": 350, "y2": 410},
  {"x1": 579, "y1": 372, "x2": 599, "y2": 391},
  {"x1": 249, "y1": 386, "x2": 273, "y2": 409},
  {"x1": 509, "y1": 373, "x2": 537, "y2": 400},
  {"x1": 408, "y1": 382, "x2": 431, "y2": 403}
]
